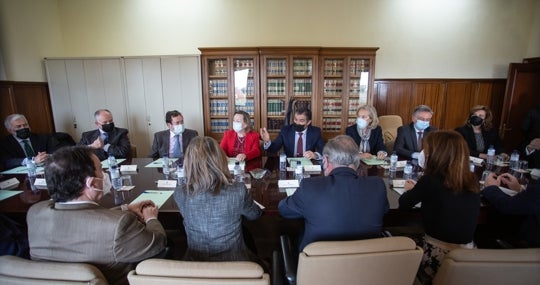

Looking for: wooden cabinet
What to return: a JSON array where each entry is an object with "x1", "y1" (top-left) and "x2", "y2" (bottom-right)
[
  {"x1": 199, "y1": 47, "x2": 378, "y2": 140},
  {"x1": 200, "y1": 48, "x2": 260, "y2": 141}
]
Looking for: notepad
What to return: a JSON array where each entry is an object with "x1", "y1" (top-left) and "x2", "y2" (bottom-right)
[
  {"x1": 0, "y1": 166, "x2": 44, "y2": 175},
  {"x1": 130, "y1": 190, "x2": 174, "y2": 209},
  {"x1": 361, "y1": 158, "x2": 387, "y2": 165},
  {"x1": 0, "y1": 190, "x2": 23, "y2": 202},
  {"x1": 145, "y1": 158, "x2": 178, "y2": 168},
  {"x1": 0, "y1": 178, "x2": 20, "y2": 189},
  {"x1": 287, "y1": 157, "x2": 313, "y2": 166}
]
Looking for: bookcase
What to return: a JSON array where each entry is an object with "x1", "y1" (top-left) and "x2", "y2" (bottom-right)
[{"x1": 200, "y1": 47, "x2": 377, "y2": 141}]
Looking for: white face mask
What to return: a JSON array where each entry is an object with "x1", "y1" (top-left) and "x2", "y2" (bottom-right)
[
  {"x1": 418, "y1": 150, "x2": 426, "y2": 169},
  {"x1": 356, "y1": 118, "x2": 368, "y2": 129},
  {"x1": 233, "y1": 122, "x2": 243, "y2": 133},
  {"x1": 88, "y1": 172, "x2": 112, "y2": 195},
  {"x1": 172, "y1": 124, "x2": 184, "y2": 135}
]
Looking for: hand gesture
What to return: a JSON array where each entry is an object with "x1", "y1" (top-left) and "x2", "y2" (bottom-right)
[
  {"x1": 89, "y1": 137, "x2": 104, "y2": 149},
  {"x1": 259, "y1": 127, "x2": 270, "y2": 143}
]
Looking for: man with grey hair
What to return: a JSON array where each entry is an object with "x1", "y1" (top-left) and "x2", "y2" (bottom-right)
[
  {"x1": 394, "y1": 104, "x2": 437, "y2": 159},
  {"x1": 0, "y1": 114, "x2": 51, "y2": 170},
  {"x1": 78, "y1": 109, "x2": 131, "y2": 161},
  {"x1": 278, "y1": 135, "x2": 389, "y2": 251}
]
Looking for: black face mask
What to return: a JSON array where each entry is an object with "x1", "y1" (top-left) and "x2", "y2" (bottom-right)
[
  {"x1": 294, "y1": 123, "x2": 306, "y2": 133},
  {"x1": 469, "y1": 116, "x2": 483, "y2": 127},
  {"x1": 15, "y1": 128, "x2": 31, "y2": 139},
  {"x1": 101, "y1": 122, "x2": 115, "y2": 133}
]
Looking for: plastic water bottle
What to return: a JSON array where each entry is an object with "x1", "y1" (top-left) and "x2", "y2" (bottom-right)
[
  {"x1": 162, "y1": 155, "x2": 170, "y2": 176},
  {"x1": 469, "y1": 161, "x2": 475, "y2": 172},
  {"x1": 279, "y1": 152, "x2": 287, "y2": 172},
  {"x1": 389, "y1": 151, "x2": 398, "y2": 174},
  {"x1": 510, "y1": 150, "x2": 520, "y2": 170},
  {"x1": 295, "y1": 164, "x2": 304, "y2": 182},
  {"x1": 486, "y1": 145, "x2": 495, "y2": 165},
  {"x1": 108, "y1": 154, "x2": 117, "y2": 169},
  {"x1": 403, "y1": 161, "x2": 413, "y2": 179},
  {"x1": 26, "y1": 157, "x2": 37, "y2": 178},
  {"x1": 177, "y1": 165, "x2": 186, "y2": 185},
  {"x1": 110, "y1": 164, "x2": 121, "y2": 190},
  {"x1": 234, "y1": 161, "x2": 243, "y2": 182}
]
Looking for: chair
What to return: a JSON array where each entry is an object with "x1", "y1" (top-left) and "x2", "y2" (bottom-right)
[
  {"x1": 378, "y1": 115, "x2": 403, "y2": 152},
  {"x1": 0, "y1": 255, "x2": 108, "y2": 285},
  {"x1": 433, "y1": 248, "x2": 540, "y2": 285},
  {"x1": 130, "y1": 144, "x2": 138, "y2": 159},
  {"x1": 278, "y1": 236, "x2": 423, "y2": 285},
  {"x1": 127, "y1": 258, "x2": 270, "y2": 285}
]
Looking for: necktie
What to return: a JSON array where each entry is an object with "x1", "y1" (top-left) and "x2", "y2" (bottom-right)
[
  {"x1": 23, "y1": 139, "x2": 35, "y2": 157},
  {"x1": 296, "y1": 133, "x2": 304, "y2": 157},
  {"x1": 103, "y1": 132, "x2": 109, "y2": 145},
  {"x1": 172, "y1": 135, "x2": 181, "y2": 158},
  {"x1": 417, "y1": 131, "x2": 423, "y2": 151}
]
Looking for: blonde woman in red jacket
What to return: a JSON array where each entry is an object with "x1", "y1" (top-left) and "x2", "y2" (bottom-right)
[{"x1": 220, "y1": 111, "x2": 261, "y2": 171}]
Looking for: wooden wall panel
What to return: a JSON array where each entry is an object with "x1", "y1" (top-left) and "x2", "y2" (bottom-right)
[
  {"x1": 373, "y1": 81, "x2": 412, "y2": 124},
  {"x1": 444, "y1": 81, "x2": 472, "y2": 130},
  {"x1": 411, "y1": 82, "x2": 446, "y2": 128}
]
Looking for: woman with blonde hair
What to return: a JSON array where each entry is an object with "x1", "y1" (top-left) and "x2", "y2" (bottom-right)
[
  {"x1": 173, "y1": 136, "x2": 262, "y2": 262},
  {"x1": 345, "y1": 105, "x2": 387, "y2": 159},
  {"x1": 399, "y1": 130, "x2": 480, "y2": 283}
]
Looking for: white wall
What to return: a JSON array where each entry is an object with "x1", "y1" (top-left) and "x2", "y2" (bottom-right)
[{"x1": 0, "y1": 0, "x2": 539, "y2": 81}]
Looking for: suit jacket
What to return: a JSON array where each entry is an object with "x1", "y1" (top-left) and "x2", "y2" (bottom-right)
[
  {"x1": 220, "y1": 130, "x2": 261, "y2": 160},
  {"x1": 278, "y1": 167, "x2": 389, "y2": 251},
  {"x1": 483, "y1": 181, "x2": 540, "y2": 247},
  {"x1": 266, "y1": 125, "x2": 325, "y2": 157},
  {"x1": 345, "y1": 125, "x2": 387, "y2": 154},
  {"x1": 0, "y1": 133, "x2": 51, "y2": 170},
  {"x1": 148, "y1": 129, "x2": 198, "y2": 160},
  {"x1": 394, "y1": 123, "x2": 436, "y2": 159},
  {"x1": 27, "y1": 200, "x2": 167, "y2": 285},
  {"x1": 455, "y1": 125, "x2": 506, "y2": 157},
  {"x1": 78, "y1": 128, "x2": 131, "y2": 161},
  {"x1": 174, "y1": 182, "x2": 262, "y2": 261}
]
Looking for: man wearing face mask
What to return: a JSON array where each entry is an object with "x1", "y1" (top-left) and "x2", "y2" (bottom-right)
[
  {"x1": 149, "y1": 110, "x2": 199, "y2": 162},
  {"x1": 0, "y1": 114, "x2": 51, "y2": 170},
  {"x1": 394, "y1": 105, "x2": 437, "y2": 160},
  {"x1": 78, "y1": 109, "x2": 131, "y2": 161},
  {"x1": 278, "y1": 135, "x2": 389, "y2": 251},
  {"x1": 260, "y1": 107, "x2": 325, "y2": 159},
  {"x1": 27, "y1": 146, "x2": 167, "y2": 285},
  {"x1": 455, "y1": 105, "x2": 507, "y2": 160}
]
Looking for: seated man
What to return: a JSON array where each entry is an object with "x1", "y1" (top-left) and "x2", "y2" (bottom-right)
[
  {"x1": 394, "y1": 105, "x2": 437, "y2": 160},
  {"x1": 278, "y1": 135, "x2": 389, "y2": 251},
  {"x1": 260, "y1": 107, "x2": 325, "y2": 159},
  {"x1": 148, "y1": 110, "x2": 199, "y2": 161},
  {"x1": 27, "y1": 146, "x2": 167, "y2": 285},
  {"x1": 484, "y1": 172, "x2": 540, "y2": 247},
  {"x1": 78, "y1": 109, "x2": 131, "y2": 161},
  {"x1": 523, "y1": 138, "x2": 540, "y2": 169},
  {"x1": 0, "y1": 114, "x2": 51, "y2": 169}
]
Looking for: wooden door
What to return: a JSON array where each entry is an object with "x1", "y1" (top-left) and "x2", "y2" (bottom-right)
[{"x1": 500, "y1": 63, "x2": 540, "y2": 151}]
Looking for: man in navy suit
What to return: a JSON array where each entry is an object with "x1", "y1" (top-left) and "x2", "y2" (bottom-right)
[
  {"x1": 394, "y1": 105, "x2": 437, "y2": 159},
  {"x1": 260, "y1": 107, "x2": 325, "y2": 159},
  {"x1": 78, "y1": 109, "x2": 131, "y2": 161},
  {"x1": 0, "y1": 114, "x2": 51, "y2": 170},
  {"x1": 278, "y1": 135, "x2": 389, "y2": 251}
]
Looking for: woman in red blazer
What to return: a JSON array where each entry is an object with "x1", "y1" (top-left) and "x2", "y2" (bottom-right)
[{"x1": 220, "y1": 111, "x2": 261, "y2": 171}]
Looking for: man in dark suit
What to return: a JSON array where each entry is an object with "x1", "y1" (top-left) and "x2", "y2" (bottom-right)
[
  {"x1": 260, "y1": 107, "x2": 325, "y2": 159},
  {"x1": 148, "y1": 110, "x2": 199, "y2": 161},
  {"x1": 394, "y1": 105, "x2": 437, "y2": 160},
  {"x1": 78, "y1": 109, "x2": 131, "y2": 161},
  {"x1": 278, "y1": 135, "x2": 389, "y2": 251},
  {"x1": 0, "y1": 114, "x2": 51, "y2": 170}
]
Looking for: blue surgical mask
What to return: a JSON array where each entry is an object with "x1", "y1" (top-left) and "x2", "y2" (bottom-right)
[
  {"x1": 415, "y1": 120, "x2": 430, "y2": 131},
  {"x1": 356, "y1": 118, "x2": 368, "y2": 130},
  {"x1": 172, "y1": 124, "x2": 184, "y2": 135},
  {"x1": 232, "y1": 122, "x2": 243, "y2": 133}
]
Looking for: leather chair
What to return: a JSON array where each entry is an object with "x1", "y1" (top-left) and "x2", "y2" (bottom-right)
[
  {"x1": 127, "y1": 258, "x2": 270, "y2": 285},
  {"x1": 378, "y1": 115, "x2": 403, "y2": 152},
  {"x1": 278, "y1": 236, "x2": 423, "y2": 285},
  {"x1": 0, "y1": 255, "x2": 108, "y2": 285},
  {"x1": 433, "y1": 248, "x2": 540, "y2": 285}
]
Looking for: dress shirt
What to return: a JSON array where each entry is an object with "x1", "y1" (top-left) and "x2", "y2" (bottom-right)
[
  {"x1": 99, "y1": 130, "x2": 110, "y2": 153},
  {"x1": 169, "y1": 131, "x2": 182, "y2": 157}
]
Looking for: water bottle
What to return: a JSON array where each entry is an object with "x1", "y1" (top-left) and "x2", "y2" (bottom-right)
[
  {"x1": 108, "y1": 154, "x2": 117, "y2": 169},
  {"x1": 177, "y1": 165, "x2": 186, "y2": 185},
  {"x1": 234, "y1": 161, "x2": 243, "y2": 183},
  {"x1": 403, "y1": 161, "x2": 413, "y2": 179},
  {"x1": 469, "y1": 161, "x2": 475, "y2": 172},
  {"x1": 110, "y1": 164, "x2": 121, "y2": 190},
  {"x1": 510, "y1": 150, "x2": 520, "y2": 170},
  {"x1": 279, "y1": 152, "x2": 287, "y2": 172},
  {"x1": 389, "y1": 151, "x2": 398, "y2": 173},
  {"x1": 162, "y1": 155, "x2": 170, "y2": 176},
  {"x1": 295, "y1": 164, "x2": 304, "y2": 182},
  {"x1": 26, "y1": 157, "x2": 37, "y2": 178},
  {"x1": 486, "y1": 145, "x2": 495, "y2": 165},
  {"x1": 480, "y1": 169, "x2": 490, "y2": 189}
]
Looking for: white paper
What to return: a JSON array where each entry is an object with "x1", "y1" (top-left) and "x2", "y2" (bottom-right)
[
  {"x1": 33, "y1": 178, "x2": 48, "y2": 189},
  {"x1": 304, "y1": 165, "x2": 322, "y2": 172},
  {"x1": 396, "y1": 161, "x2": 407, "y2": 168},
  {"x1": 157, "y1": 180, "x2": 177, "y2": 188},
  {"x1": 393, "y1": 187, "x2": 406, "y2": 195},
  {"x1": 118, "y1": 185, "x2": 135, "y2": 192},
  {"x1": 0, "y1": 178, "x2": 19, "y2": 190},
  {"x1": 254, "y1": 200, "x2": 265, "y2": 209},
  {"x1": 286, "y1": 188, "x2": 297, "y2": 196},
  {"x1": 120, "y1": 165, "x2": 137, "y2": 172},
  {"x1": 469, "y1": 156, "x2": 484, "y2": 165},
  {"x1": 278, "y1": 180, "x2": 299, "y2": 188},
  {"x1": 392, "y1": 179, "x2": 406, "y2": 188}
]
